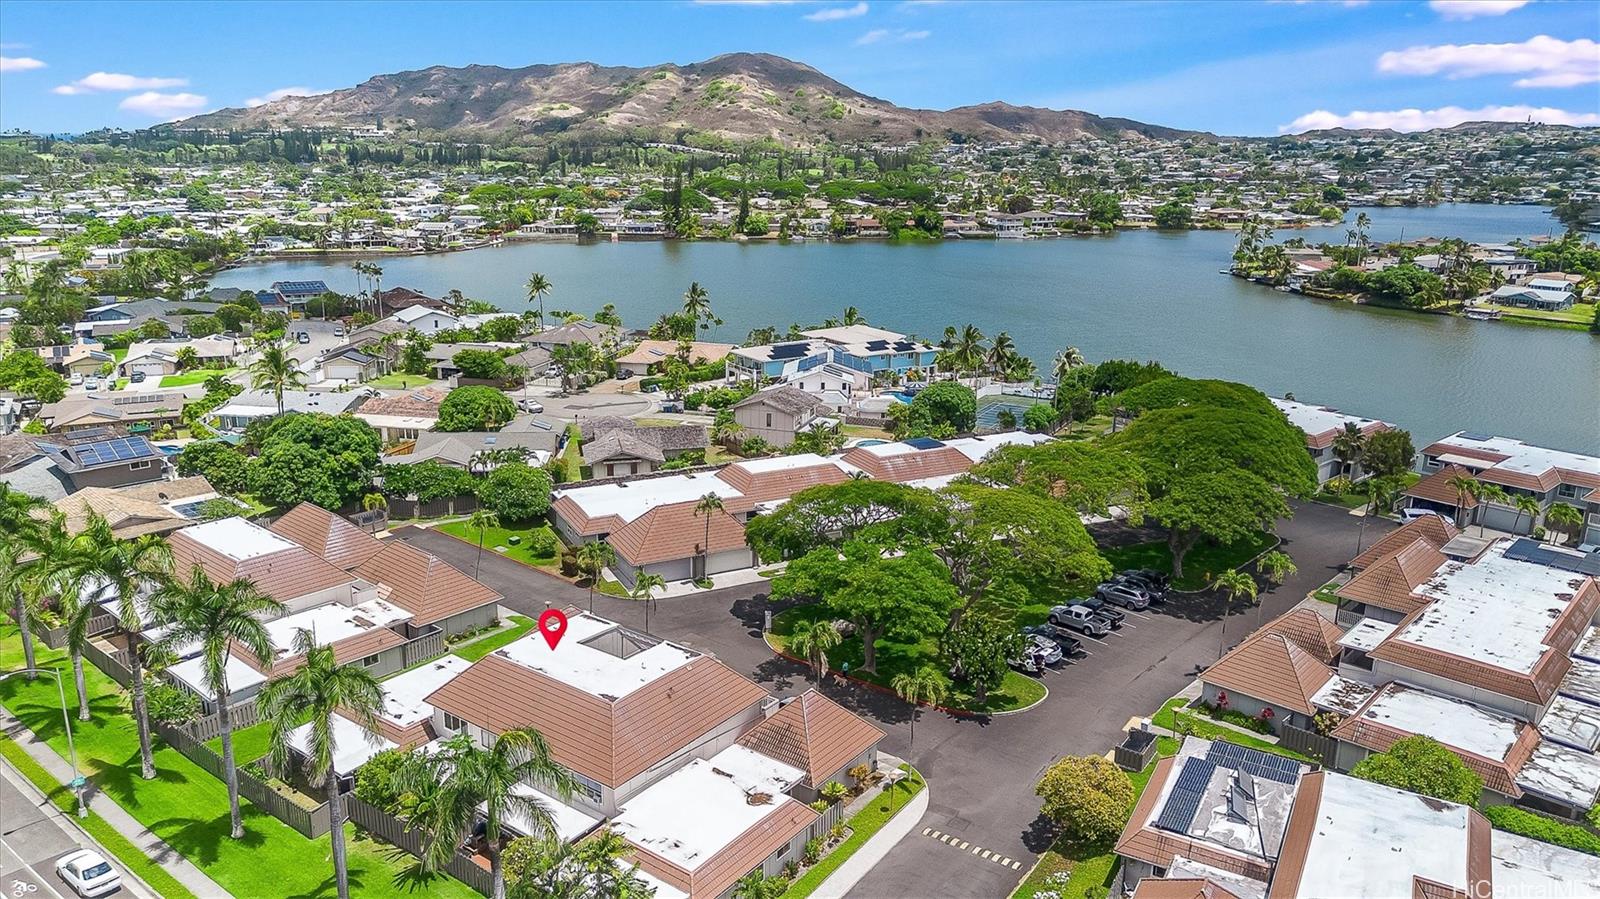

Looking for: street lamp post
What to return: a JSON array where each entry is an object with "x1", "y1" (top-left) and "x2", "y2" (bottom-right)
[{"x1": 1, "y1": 666, "x2": 88, "y2": 817}]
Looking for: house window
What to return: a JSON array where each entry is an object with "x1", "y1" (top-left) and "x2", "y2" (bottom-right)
[
  {"x1": 570, "y1": 771, "x2": 603, "y2": 804},
  {"x1": 361, "y1": 654, "x2": 380, "y2": 667},
  {"x1": 129, "y1": 460, "x2": 152, "y2": 471},
  {"x1": 765, "y1": 413, "x2": 773, "y2": 428},
  {"x1": 441, "y1": 712, "x2": 464, "y2": 732}
]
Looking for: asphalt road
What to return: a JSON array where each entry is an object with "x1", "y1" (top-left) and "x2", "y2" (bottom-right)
[
  {"x1": 394, "y1": 500, "x2": 1382, "y2": 899},
  {"x1": 1, "y1": 764, "x2": 142, "y2": 899}
]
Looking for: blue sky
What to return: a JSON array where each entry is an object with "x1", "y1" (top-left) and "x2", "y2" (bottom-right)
[{"x1": 1, "y1": 0, "x2": 1595, "y2": 136}]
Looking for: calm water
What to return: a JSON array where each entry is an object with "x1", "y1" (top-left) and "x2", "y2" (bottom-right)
[{"x1": 212, "y1": 204, "x2": 1599, "y2": 452}]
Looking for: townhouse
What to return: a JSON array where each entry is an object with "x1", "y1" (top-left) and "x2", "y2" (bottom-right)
[
  {"x1": 157, "y1": 503, "x2": 501, "y2": 710},
  {"x1": 424, "y1": 610, "x2": 885, "y2": 897},
  {"x1": 1115, "y1": 736, "x2": 1599, "y2": 898},
  {"x1": 1268, "y1": 398, "x2": 1393, "y2": 485},
  {"x1": 1407, "y1": 431, "x2": 1600, "y2": 547}
]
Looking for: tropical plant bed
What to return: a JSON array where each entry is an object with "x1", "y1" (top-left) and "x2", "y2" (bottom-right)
[
  {"x1": 1150, "y1": 698, "x2": 1313, "y2": 762},
  {"x1": 0, "y1": 624, "x2": 478, "y2": 899},
  {"x1": 453, "y1": 614, "x2": 537, "y2": 662},
  {"x1": 767, "y1": 607, "x2": 1046, "y2": 714},
  {"x1": 1312, "y1": 581, "x2": 1343, "y2": 604},
  {"x1": 1101, "y1": 531, "x2": 1278, "y2": 591},
  {"x1": 1011, "y1": 737, "x2": 1178, "y2": 899},
  {"x1": 783, "y1": 767, "x2": 926, "y2": 899}
]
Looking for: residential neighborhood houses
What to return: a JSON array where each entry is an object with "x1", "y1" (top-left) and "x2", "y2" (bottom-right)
[{"x1": 4, "y1": 275, "x2": 1600, "y2": 899}]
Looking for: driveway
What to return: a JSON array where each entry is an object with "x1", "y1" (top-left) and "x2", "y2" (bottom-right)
[{"x1": 396, "y1": 502, "x2": 1384, "y2": 899}]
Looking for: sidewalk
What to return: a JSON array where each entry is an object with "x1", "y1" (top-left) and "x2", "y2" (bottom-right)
[
  {"x1": 2, "y1": 714, "x2": 229, "y2": 898},
  {"x1": 811, "y1": 758, "x2": 930, "y2": 899}
]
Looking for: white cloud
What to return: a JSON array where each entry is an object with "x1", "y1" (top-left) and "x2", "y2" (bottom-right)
[
  {"x1": 856, "y1": 26, "x2": 928, "y2": 44},
  {"x1": 52, "y1": 72, "x2": 188, "y2": 95},
  {"x1": 1428, "y1": 0, "x2": 1530, "y2": 20},
  {"x1": 118, "y1": 91, "x2": 209, "y2": 118},
  {"x1": 1378, "y1": 35, "x2": 1599, "y2": 88},
  {"x1": 805, "y1": 1, "x2": 867, "y2": 20},
  {"x1": 0, "y1": 56, "x2": 46, "y2": 72},
  {"x1": 1281, "y1": 103, "x2": 1599, "y2": 133},
  {"x1": 246, "y1": 86, "x2": 330, "y2": 107}
]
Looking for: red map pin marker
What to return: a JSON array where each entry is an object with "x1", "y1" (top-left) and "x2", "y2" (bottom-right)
[{"x1": 538, "y1": 609, "x2": 568, "y2": 650}]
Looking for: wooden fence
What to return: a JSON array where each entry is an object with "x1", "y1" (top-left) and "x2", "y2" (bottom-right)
[
  {"x1": 400, "y1": 628, "x2": 447, "y2": 669},
  {"x1": 185, "y1": 701, "x2": 264, "y2": 742},
  {"x1": 81, "y1": 639, "x2": 132, "y2": 689},
  {"x1": 345, "y1": 794, "x2": 496, "y2": 895},
  {"x1": 154, "y1": 719, "x2": 333, "y2": 839},
  {"x1": 1277, "y1": 722, "x2": 1338, "y2": 766},
  {"x1": 37, "y1": 613, "x2": 119, "y2": 651}
]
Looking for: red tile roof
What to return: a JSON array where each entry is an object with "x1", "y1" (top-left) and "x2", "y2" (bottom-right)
[
  {"x1": 1202, "y1": 633, "x2": 1334, "y2": 717},
  {"x1": 1334, "y1": 538, "x2": 1446, "y2": 616},
  {"x1": 352, "y1": 541, "x2": 501, "y2": 627},
  {"x1": 1405, "y1": 464, "x2": 1480, "y2": 509},
  {"x1": 737, "y1": 690, "x2": 885, "y2": 788},
  {"x1": 167, "y1": 529, "x2": 352, "y2": 603},
  {"x1": 269, "y1": 502, "x2": 385, "y2": 571},
  {"x1": 606, "y1": 500, "x2": 749, "y2": 567},
  {"x1": 839, "y1": 444, "x2": 972, "y2": 483},
  {"x1": 1349, "y1": 515, "x2": 1458, "y2": 571}
]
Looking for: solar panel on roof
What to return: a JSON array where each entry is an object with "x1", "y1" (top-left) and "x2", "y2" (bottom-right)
[
  {"x1": 769, "y1": 344, "x2": 811, "y2": 360},
  {"x1": 1458, "y1": 432, "x2": 1493, "y2": 442},
  {"x1": 865, "y1": 340, "x2": 890, "y2": 351},
  {"x1": 904, "y1": 436, "x2": 946, "y2": 450},
  {"x1": 1503, "y1": 538, "x2": 1600, "y2": 576},
  {"x1": 1153, "y1": 757, "x2": 1214, "y2": 834},
  {"x1": 892, "y1": 341, "x2": 917, "y2": 351},
  {"x1": 1205, "y1": 741, "x2": 1300, "y2": 784}
]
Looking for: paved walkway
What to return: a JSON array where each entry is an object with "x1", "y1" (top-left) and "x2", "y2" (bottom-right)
[
  {"x1": 1, "y1": 714, "x2": 229, "y2": 898},
  {"x1": 812, "y1": 760, "x2": 930, "y2": 899}
]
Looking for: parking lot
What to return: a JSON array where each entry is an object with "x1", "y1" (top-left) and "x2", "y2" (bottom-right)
[{"x1": 395, "y1": 500, "x2": 1380, "y2": 899}]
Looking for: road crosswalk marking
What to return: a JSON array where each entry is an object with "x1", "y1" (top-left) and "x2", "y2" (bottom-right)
[{"x1": 921, "y1": 829, "x2": 1024, "y2": 870}]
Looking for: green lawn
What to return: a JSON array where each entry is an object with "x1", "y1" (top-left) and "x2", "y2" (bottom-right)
[
  {"x1": 769, "y1": 607, "x2": 1046, "y2": 714},
  {"x1": 783, "y1": 767, "x2": 926, "y2": 898},
  {"x1": 435, "y1": 519, "x2": 562, "y2": 571},
  {"x1": 1312, "y1": 580, "x2": 1343, "y2": 604},
  {"x1": 453, "y1": 614, "x2": 536, "y2": 662},
  {"x1": 1151, "y1": 698, "x2": 1313, "y2": 762},
  {"x1": 1011, "y1": 737, "x2": 1179, "y2": 899},
  {"x1": 560, "y1": 425, "x2": 584, "y2": 482},
  {"x1": 109, "y1": 347, "x2": 128, "y2": 363},
  {"x1": 0, "y1": 624, "x2": 477, "y2": 899},
  {"x1": 159, "y1": 368, "x2": 236, "y2": 388},
  {"x1": 1102, "y1": 530, "x2": 1278, "y2": 591},
  {"x1": 365, "y1": 373, "x2": 441, "y2": 390}
]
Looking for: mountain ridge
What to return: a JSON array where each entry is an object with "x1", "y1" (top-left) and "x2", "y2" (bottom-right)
[{"x1": 176, "y1": 52, "x2": 1205, "y2": 144}]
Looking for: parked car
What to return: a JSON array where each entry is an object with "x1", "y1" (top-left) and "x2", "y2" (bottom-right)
[
  {"x1": 55, "y1": 849, "x2": 120, "y2": 897},
  {"x1": 333, "y1": 325, "x2": 345, "y2": 337},
  {"x1": 1096, "y1": 581, "x2": 1151, "y2": 611},
  {"x1": 69, "y1": 372, "x2": 84, "y2": 386},
  {"x1": 518, "y1": 399, "x2": 544, "y2": 414},
  {"x1": 1010, "y1": 634, "x2": 1064, "y2": 673},
  {"x1": 617, "y1": 370, "x2": 634, "y2": 380},
  {"x1": 1401, "y1": 507, "x2": 1445, "y2": 523},
  {"x1": 129, "y1": 370, "x2": 146, "y2": 384},
  {"x1": 297, "y1": 331, "x2": 311, "y2": 344},
  {"x1": 1022, "y1": 623, "x2": 1083, "y2": 657},
  {"x1": 83, "y1": 377, "x2": 101, "y2": 391},
  {"x1": 1118, "y1": 569, "x2": 1171, "y2": 598},
  {"x1": 1073, "y1": 596, "x2": 1126, "y2": 628},
  {"x1": 660, "y1": 400, "x2": 684, "y2": 413},
  {"x1": 1047, "y1": 605, "x2": 1111, "y2": 637}
]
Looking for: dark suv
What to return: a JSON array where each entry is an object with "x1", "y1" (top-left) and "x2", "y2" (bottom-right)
[{"x1": 1118, "y1": 570, "x2": 1171, "y2": 601}]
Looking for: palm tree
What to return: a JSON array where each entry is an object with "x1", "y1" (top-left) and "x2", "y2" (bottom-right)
[
  {"x1": 1510, "y1": 495, "x2": 1542, "y2": 536},
  {"x1": 840, "y1": 305, "x2": 865, "y2": 326},
  {"x1": 693, "y1": 493, "x2": 725, "y2": 583},
  {"x1": 1211, "y1": 569, "x2": 1258, "y2": 661},
  {"x1": 953, "y1": 324, "x2": 986, "y2": 385},
  {"x1": 575, "y1": 541, "x2": 615, "y2": 612},
  {"x1": 682, "y1": 281, "x2": 711, "y2": 332},
  {"x1": 712, "y1": 418, "x2": 745, "y2": 449},
  {"x1": 1256, "y1": 550, "x2": 1297, "y2": 586},
  {"x1": 1546, "y1": 503, "x2": 1584, "y2": 546},
  {"x1": 504, "y1": 827, "x2": 648, "y2": 899},
  {"x1": 1331, "y1": 423, "x2": 1366, "y2": 478},
  {"x1": 985, "y1": 331, "x2": 1016, "y2": 379},
  {"x1": 525, "y1": 273, "x2": 552, "y2": 330},
  {"x1": 1052, "y1": 347, "x2": 1084, "y2": 384},
  {"x1": 1474, "y1": 483, "x2": 1508, "y2": 537},
  {"x1": 150, "y1": 565, "x2": 283, "y2": 839},
  {"x1": 0, "y1": 484, "x2": 51, "y2": 676},
  {"x1": 890, "y1": 665, "x2": 947, "y2": 759},
  {"x1": 630, "y1": 572, "x2": 667, "y2": 634},
  {"x1": 398, "y1": 729, "x2": 577, "y2": 899},
  {"x1": 1445, "y1": 472, "x2": 1481, "y2": 530},
  {"x1": 259, "y1": 629, "x2": 383, "y2": 899},
  {"x1": 249, "y1": 343, "x2": 307, "y2": 416},
  {"x1": 60, "y1": 515, "x2": 173, "y2": 780},
  {"x1": 467, "y1": 508, "x2": 501, "y2": 579},
  {"x1": 788, "y1": 619, "x2": 841, "y2": 684}
]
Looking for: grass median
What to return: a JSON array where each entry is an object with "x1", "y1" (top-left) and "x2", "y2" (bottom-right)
[{"x1": 783, "y1": 767, "x2": 926, "y2": 899}]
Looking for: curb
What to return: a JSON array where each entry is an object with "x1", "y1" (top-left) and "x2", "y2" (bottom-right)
[
  {"x1": 808, "y1": 773, "x2": 931, "y2": 899},
  {"x1": 763, "y1": 636, "x2": 1049, "y2": 718}
]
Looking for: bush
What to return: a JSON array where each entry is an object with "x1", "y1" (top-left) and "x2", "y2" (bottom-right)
[
  {"x1": 145, "y1": 684, "x2": 200, "y2": 725},
  {"x1": 176, "y1": 441, "x2": 249, "y2": 493},
  {"x1": 1035, "y1": 755, "x2": 1134, "y2": 845},
  {"x1": 803, "y1": 837, "x2": 822, "y2": 865},
  {"x1": 1196, "y1": 701, "x2": 1275, "y2": 735},
  {"x1": 1482, "y1": 805, "x2": 1600, "y2": 856},
  {"x1": 477, "y1": 462, "x2": 553, "y2": 520},
  {"x1": 1351, "y1": 735, "x2": 1483, "y2": 805},
  {"x1": 354, "y1": 748, "x2": 413, "y2": 814},
  {"x1": 527, "y1": 528, "x2": 559, "y2": 558},
  {"x1": 909, "y1": 381, "x2": 977, "y2": 434},
  {"x1": 560, "y1": 551, "x2": 579, "y2": 577},
  {"x1": 452, "y1": 348, "x2": 510, "y2": 381}
]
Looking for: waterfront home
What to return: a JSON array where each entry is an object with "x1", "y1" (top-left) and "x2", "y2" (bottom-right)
[
  {"x1": 387, "y1": 304, "x2": 460, "y2": 334},
  {"x1": 727, "y1": 323, "x2": 938, "y2": 382},
  {"x1": 730, "y1": 386, "x2": 828, "y2": 448},
  {"x1": 785, "y1": 361, "x2": 870, "y2": 412},
  {"x1": 1489, "y1": 280, "x2": 1577, "y2": 311},
  {"x1": 374, "y1": 286, "x2": 454, "y2": 316},
  {"x1": 527, "y1": 320, "x2": 620, "y2": 351},
  {"x1": 613, "y1": 339, "x2": 735, "y2": 379},
  {"x1": 1409, "y1": 432, "x2": 1599, "y2": 544},
  {"x1": 263, "y1": 280, "x2": 330, "y2": 313},
  {"x1": 1269, "y1": 397, "x2": 1393, "y2": 485}
]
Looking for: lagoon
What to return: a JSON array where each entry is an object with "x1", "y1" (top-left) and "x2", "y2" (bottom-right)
[{"x1": 210, "y1": 204, "x2": 1598, "y2": 452}]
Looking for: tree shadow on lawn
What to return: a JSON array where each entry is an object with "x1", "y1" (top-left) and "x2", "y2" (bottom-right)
[
  {"x1": 380, "y1": 848, "x2": 461, "y2": 895},
  {"x1": 285, "y1": 865, "x2": 376, "y2": 899},
  {"x1": 83, "y1": 744, "x2": 187, "y2": 811},
  {"x1": 148, "y1": 806, "x2": 267, "y2": 868}
]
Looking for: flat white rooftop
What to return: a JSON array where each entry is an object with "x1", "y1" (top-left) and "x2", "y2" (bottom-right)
[
  {"x1": 499, "y1": 782, "x2": 601, "y2": 844},
  {"x1": 1355, "y1": 684, "x2": 1522, "y2": 762},
  {"x1": 1541, "y1": 695, "x2": 1600, "y2": 752},
  {"x1": 1491, "y1": 830, "x2": 1600, "y2": 898},
  {"x1": 944, "y1": 431, "x2": 1051, "y2": 461},
  {"x1": 612, "y1": 746, "x2": 808, "y2": 873},
  {"x1": 1517, "y1": 740, "x2": 1600, "y2": 808},
  {"x1": 494, "y1": 613, "x2": 697, "y2": 701},
  {"x1": 725, "y1": 453, "x2": 838, "y2": 474},
  {"x1": 1295, "y1": 773, "x2": 1473, "y2": 898},
  {"x1": 167, "y1": 652, "x2": 266, "y2": 698},
  {"x1": 1394, "y1": 540, "x2": 1582, "y2": 675},
  {"x1": 377, "y1": 655, "x2": 471, "y2": 728},
  {"x1": 1338, "y1": 619, "x2": 1397, "y2": 653},
  {"x1": 1433, "y1": 432, "x2": 1600, "y2": 480},
  {"x1": 554, "y1": 471, "x2": 744, "y2": 525},
  {"x1": 1270, "y1": 397, "x2": 1386, "y2": 435},
  {"x1": 264, "y1": 598, "x2": 411, "y2": 662},
  {"x1": 182, "y1": 517, "x2": 297, "y2": 561},
  {"x1": 289, "y1": 714, "x2": 396, "y2": 776},
  {"x1": 1309, "y1": 675, "x2": 1376, "y2": 716}
]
